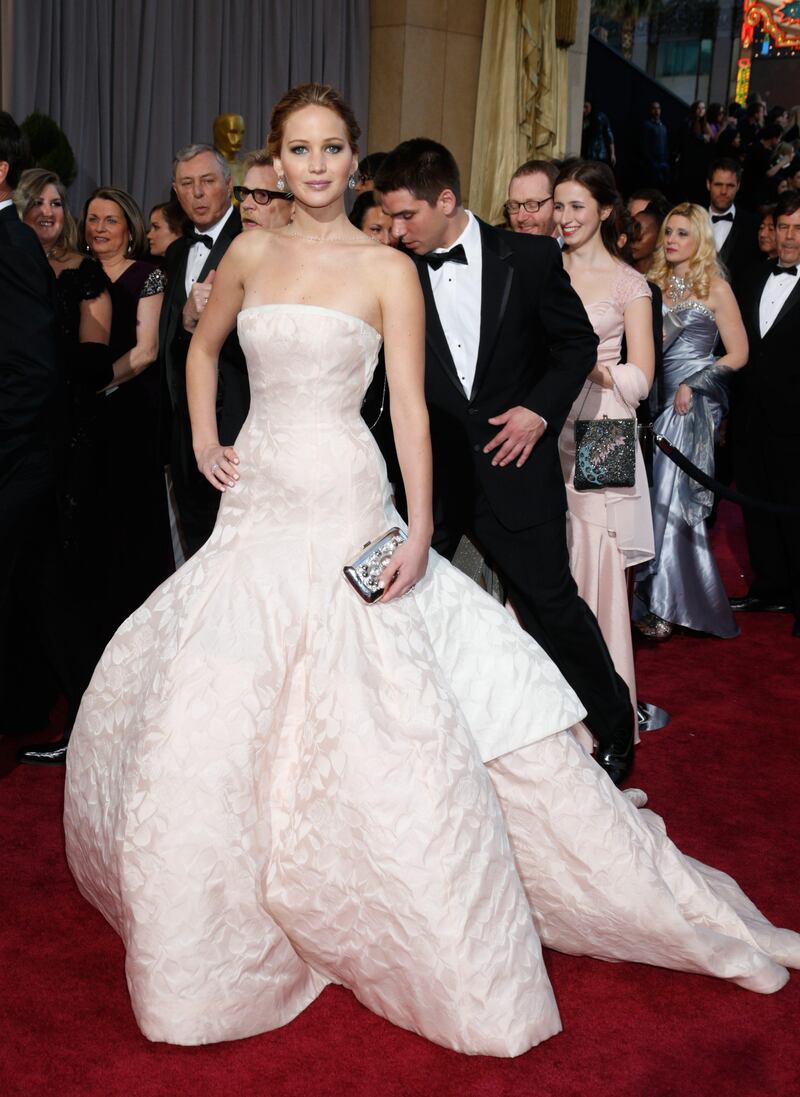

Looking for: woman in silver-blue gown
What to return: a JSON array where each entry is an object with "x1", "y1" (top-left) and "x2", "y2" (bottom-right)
[{"x1": 634, "y1": 203, "x2": 748, "y2": 640}]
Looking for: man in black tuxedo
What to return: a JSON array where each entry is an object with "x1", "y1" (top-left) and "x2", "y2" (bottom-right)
[
  {"x1": 160, "y1": 143, "x2": 249, "y2": 555},
  {"x1": 0, "y1": 112, "x2": 95, "y2": 764},
  {"x1": 731, "y1": 191, "x2": 800, "y2": 636},
  {"x1": 706, "y1": 158, "x2": 760, "y2": 283},
  {"x1": 376, "y1": 140, "x2": 635, "y2": 785}
]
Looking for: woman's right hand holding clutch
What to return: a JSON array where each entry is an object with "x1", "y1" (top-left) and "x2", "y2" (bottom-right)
[
  {"x1": 197, "y1": 442, "x2": 241, "y2": 492},
  {"x1": 379, "y1": 534, "x2": 429, "y2": 603}
]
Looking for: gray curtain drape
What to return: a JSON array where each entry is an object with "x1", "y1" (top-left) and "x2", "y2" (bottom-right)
[{"x1": 9, "y1": 0, "x2": 369, "y2": 213}]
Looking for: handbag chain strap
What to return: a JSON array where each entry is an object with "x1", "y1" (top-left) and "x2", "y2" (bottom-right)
[{"x1": 576, "y1": 366, "x2": 635, "y2": 422}]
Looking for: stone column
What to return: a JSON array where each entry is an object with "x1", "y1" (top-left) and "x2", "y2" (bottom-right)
[
  {"x1": 563, "y1": 0, "x2": 592, "y2": 157},
  {"x1": 368, "y1": 0, "x2": 486, "y2": 201}
]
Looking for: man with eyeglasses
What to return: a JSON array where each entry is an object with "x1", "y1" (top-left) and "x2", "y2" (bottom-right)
[
  {"x1": 505, "y1": 160, "x2": 559, "y2": 239},
  {"x1": 236, "y1": 150, "x2": 294, "y2": 231}
]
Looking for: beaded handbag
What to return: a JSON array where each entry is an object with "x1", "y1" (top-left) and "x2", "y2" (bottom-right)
[
  {"x1": 573, "y1": 376, "x2": 636, "y2": 492},
  {"x1": 343, "y1": 528, "x2": 407, "y2": 603}
]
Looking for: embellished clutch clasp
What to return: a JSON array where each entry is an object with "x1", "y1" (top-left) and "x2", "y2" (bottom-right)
[{"x1": 343, "y1": 527, "x2": 408, "y2": 603}]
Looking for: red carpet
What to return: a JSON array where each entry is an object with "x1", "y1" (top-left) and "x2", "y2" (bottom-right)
[{"x1": 1, "y1": 502, "x2": 798, "y2": 1097}]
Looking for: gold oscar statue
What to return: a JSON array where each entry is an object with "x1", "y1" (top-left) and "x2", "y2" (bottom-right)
[{"x1": 213, "y1": 113, "x2": 246, "y2": 187}]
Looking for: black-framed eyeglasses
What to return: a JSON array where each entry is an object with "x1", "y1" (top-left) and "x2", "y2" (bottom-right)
[
  {"x1": 233, "y1": 186, "x2": 293, "y2": 205},
  {"x1": 504, "y1": 196, "x2": 553, "y2": 215}
]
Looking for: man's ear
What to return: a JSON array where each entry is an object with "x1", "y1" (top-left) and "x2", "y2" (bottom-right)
[{"x1": 438, "y1": 188, "x2": 458, "y2": 215}]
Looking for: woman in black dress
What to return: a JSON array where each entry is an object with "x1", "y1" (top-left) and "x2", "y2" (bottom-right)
[
  {"x1": 18, "y1": 169, "x2": 113, "y2": 635},
  {"x1": 79, "y1": 186, "x2": 173, "y2": 639}
]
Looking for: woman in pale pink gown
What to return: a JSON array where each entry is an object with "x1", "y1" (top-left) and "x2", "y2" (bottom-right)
[
  {"x1": 63, "y1": 86, "x2": 800, "y2": 1057},
  {"x1": 555, "y1": 161, "x2": 655, "y2": 745}
]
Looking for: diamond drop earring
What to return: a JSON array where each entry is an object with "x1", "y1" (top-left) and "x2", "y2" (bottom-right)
[
  {"x1": 276, "y1": 177, "x2": 286, "y2": 191},
  {"x1": 348, "y1": 174, "x2": 356, "y2": 190}
]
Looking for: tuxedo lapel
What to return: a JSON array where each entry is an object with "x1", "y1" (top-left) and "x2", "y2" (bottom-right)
[
  {"x1": 765, "y1": 275, "x2": 800, "y2": 339},
  {"x1": 751, "y1": 265, "x2": 770, "y2": 336},
  {"x1": 719, "y1": 218, "x2": 738, "y2": 267},
  {"x1": 470, "y1": 219, "x2": 514, "y2": 399},
  {"x1": 417, "y1": 258, "x2": 468, "y2": 399},
  {"x1": 198, "y1": 208, "x2": 241, "y2": 282}
]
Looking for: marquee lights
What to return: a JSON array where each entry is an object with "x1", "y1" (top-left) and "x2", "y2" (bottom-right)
[{"x1": 737, "y1": 2, "x2": 800, "y2": 103}]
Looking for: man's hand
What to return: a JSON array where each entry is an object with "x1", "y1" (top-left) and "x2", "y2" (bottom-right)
[
  {"x1": 182, "y1": 269, "x2": 216, "y2": 333},
  {"x1": 484, "y1": 406, "x2": 546, "y2": 468}
]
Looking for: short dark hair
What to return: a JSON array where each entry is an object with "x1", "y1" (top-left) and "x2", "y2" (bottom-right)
[
  {"x1": 628, "y1": 186, "x2": 671, "y2": 219},
  {"x1": 510, "y1": 158, "x2": 559, "y2": 191},
  {"x1": 775, "y1": 191, "x2": 800, "y2": 220},
  {"x1": 373, "y1": 138, "x2": 461, "y2": 206},
  {"x1": 357, "y1": 152, "x2": 387, "y2": 182},
  {"x1": 636, "y1": 204, "x2": 666, "y2": 230},
  {"x1": 761, "y1": 123, "x2": 783, "y2": 141},
  {"x1": 348, "y1": 190, "x2": 380, "y2": 229},
  {"x1": 0, "y1": 111, "x2": 30, "y2": 191},
  {"x1": 555, "y1": 158, "x2": 624, "y2": 258},
  {"x1": 150, "y1": 197, "x2": 189, "y2": 236},
  {"x1": 708, "y1": 157, "x2": 743, "y2": 182}
]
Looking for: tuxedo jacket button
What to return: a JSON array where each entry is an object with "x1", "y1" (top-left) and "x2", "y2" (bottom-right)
[{"x1": 473, "y1": 443, "x2": 481, "y2": 452}]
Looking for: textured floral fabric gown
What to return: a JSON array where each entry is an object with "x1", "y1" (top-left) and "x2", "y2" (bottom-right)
[{"x1": 64, "y1": 305, "x2": 800, "y2": 1055}]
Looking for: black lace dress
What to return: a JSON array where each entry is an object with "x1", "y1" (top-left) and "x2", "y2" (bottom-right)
[{"x1": 95, "y1": 261, "x2": 174, "y2": 642}]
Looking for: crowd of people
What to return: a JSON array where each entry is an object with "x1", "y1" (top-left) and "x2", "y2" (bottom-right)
[
  {"x1": 2, "y1": 79, "x2": 800, "y2": 1059},
  {"x1": 2, "y1": 90, "x2": 800, "y2": 770}
]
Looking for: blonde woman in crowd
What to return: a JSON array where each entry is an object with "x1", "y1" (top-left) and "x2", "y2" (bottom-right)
[{"x1": 635, "y1": 203, "x2": 748, "y2": 639}]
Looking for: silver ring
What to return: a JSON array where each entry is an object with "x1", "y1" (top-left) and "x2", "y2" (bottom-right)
[{"x1": 211, "y1": 463, "x2": 219, "y2": 472}]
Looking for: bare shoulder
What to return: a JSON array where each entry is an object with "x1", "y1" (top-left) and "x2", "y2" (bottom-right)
[
  {"x1": 366, "y1": 242, "x2": 418, "y2": 283},
  {"x1": 707, "y1": 275, "x2": 736, "y2": 308}
]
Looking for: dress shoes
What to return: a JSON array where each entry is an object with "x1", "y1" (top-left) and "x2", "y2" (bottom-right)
[
  {"x1": 17, "y1": 737, "x2": 69, "y2": 765},
  {"x1": 792, "y1": 619, "x2": 800, "y2": 638},
  {"x1": 597, "y1": 732, "x2": 635, "y2": 787},
  {"x1": 729, "y1": 595, "x2": 790, "y2": 613}
]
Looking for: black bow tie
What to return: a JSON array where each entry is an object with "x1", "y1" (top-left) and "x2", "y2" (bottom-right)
[
  {"x1": 711, "y1": 213, "x2": 733, "y2": 223},
  {"x1": 422, "y1": 243, "x2": 468, "y2": 270},
  {"x1": 771, "y1": 263, "x2": 798, "y2": 277},
  {"x1": 188, "y1": 230, "x2": 213, "y2": 248}
]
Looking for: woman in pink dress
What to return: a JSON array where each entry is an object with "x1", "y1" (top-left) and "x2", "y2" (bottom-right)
[{"x1": 555, "y1": 160, "x2": 655, "y2": 746}]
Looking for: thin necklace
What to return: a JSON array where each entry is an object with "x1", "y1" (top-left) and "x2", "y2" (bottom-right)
[{"x1": 280, "y1": 229, "x2": 377, "y2": 245}]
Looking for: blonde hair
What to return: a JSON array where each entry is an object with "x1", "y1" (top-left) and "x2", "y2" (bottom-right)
[
  {"x1": 649, "y1": 202, "x2": 725, "y2": 300},
  {"x1": 267, "y1": 83, "x2": 360, "y2": 158},
  {"x1": 15, "y1": 168, "x2": 78, "y2": 258}
]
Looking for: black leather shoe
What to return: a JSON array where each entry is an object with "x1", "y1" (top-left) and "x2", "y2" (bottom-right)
[
  {"x1": 792, "y1": 619, "x2": 800, "y2": 638},
  {"x1": 17, "y1": 738, "x2": 69, "y2": 765},
  {"x1": 729, "y1": 595, "x2": 790, "y2": 613},
  {"x1": 597, "y1": 733, "x2": 635, "y2": 787}
]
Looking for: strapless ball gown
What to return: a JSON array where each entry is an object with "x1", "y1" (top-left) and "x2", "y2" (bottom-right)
[{"x1": 64, "y1": 305, "x2": 800, "y2": 1056}]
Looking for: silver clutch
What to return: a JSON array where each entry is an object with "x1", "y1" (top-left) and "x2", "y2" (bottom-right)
[{"x1": 343, "y1": 527, "x2": 407, "y2": 604}]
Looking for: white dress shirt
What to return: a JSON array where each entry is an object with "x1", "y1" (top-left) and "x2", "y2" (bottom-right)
[
  {"x1": 428, "y1": 211, "x2": 483, "y2": 399},
  {"x1": 759, "y1": 265, "x2": 798, "y2": 337},
  {"x1": 184, "y1": 205, "x2": 235, "y2": 296},
  {"x1": 711, "y1": 204, "x2": 735, "y2": 252},
  {"x1": 0, "y1": 197, "x2": 14, "y2": 211}
]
